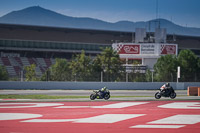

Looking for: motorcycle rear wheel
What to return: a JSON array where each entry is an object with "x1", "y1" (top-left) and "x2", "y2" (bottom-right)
[
  {"x1": 170, "y1": 92, "x2": 176, "y2": 99},
  {"x1": 90, "y1": 94, "x2": 96, "y2": 100},
  {"x1": 155, "y1": 92, "x2": 161, "y2": 99}
]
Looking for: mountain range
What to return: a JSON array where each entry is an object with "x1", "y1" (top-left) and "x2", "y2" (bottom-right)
[{"x1": 0, "y1": 6, "x2": 200, "y2": 37}]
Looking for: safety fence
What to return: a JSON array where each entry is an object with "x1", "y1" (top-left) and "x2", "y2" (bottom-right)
[{"x1": 1, "y1": 81, "x2": 200, "y2": 90}]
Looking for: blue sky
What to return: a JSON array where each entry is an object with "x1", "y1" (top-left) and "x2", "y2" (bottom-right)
[{"x1": 1, "y1": 0, "x2": 200, "y2": 28}]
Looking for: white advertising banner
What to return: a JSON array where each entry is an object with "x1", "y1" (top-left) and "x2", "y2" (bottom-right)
[
  {"x1": 141, "y1": 44, "x2": 156, "y2": 55},
  {"x1": 112, "y1": 43, "x2": 178, "y2": 59}
]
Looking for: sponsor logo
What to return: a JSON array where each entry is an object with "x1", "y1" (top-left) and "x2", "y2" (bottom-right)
[
  {"x1": 161, "y1": 45, "x2": 176, "y2": 55},
  {"x1": 118, "y1": 45, "x2": 140, "y2": 54}
]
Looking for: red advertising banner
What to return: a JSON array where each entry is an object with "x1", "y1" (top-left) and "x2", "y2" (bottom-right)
[
  {"x1": 160, "y1": 45, "x2": 177, "y2": 55},
  {"x1": 118, "y1": 45, "x2": 140, "y2": 54}
]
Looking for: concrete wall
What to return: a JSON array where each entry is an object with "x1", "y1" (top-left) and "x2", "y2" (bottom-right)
[{"x1": 0, "y1": 81, "x2": 200, "y2": 90}]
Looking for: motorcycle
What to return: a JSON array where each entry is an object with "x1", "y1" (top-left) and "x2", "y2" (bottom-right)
[
  {"x1": 90, "y1": 90, "x2": 110, "y2": 100},
  {"x1": 155, "y1": 87, "x2": 176, "y2": 99}
]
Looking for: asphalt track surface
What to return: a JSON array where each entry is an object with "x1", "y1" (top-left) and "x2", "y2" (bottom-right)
[
  {"x1": 0, "y1": 101, "x2": 200, "y2": 133},
  {"x1": 0, "y1": 90, "x2": 187, "y2": 96},
  {"x1": 0, "y1": 89, "x2": 200, "y2": 101}
]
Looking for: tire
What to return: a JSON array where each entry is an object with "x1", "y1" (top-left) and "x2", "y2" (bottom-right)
[
  {"x1": 155, "y1": 92, "x2": 161, "y2": 99},
  {"x1": 170, "y1": 92, "x2": 176, "y2": 99},
  {"x1": 104, "y1": 94, "x2": 110, "y2": 100},
  {"x1": 90, "y1": 94, "x2": 96, "y2": 100}
]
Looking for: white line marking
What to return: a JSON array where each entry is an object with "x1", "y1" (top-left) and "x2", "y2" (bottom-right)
[
  {"x1": 92, "y1": 102, "x2": 149, "y2": 108},
  {"x1": 55, "y1": 106, "x2": 90, "y2": 108},
  {"x1": 148, "y1": 115, "x2": 200, "y2": 124},
  {"x1": 22, "y1": 119, "x2": 76, "y2": 122},
  {"x1": 130, "y1": 125, "x2": 185, "y2": 128},
  {"x1": 158, "y1": 102, "x2": 200, "y2": 109},
  {"x1": 0, "y1": 103, "x2": 63, "y2": 108},
  {"x1": 0, "y1": 113, "x2": 42, "y2": 121},
  {"x1": 0, "y1": 99, "x2": 33, "y2": 101},
  {"x1": 22, "y1": 114, "x2": 145, "y2": 123},
  {"x1": 74, "y1": 114, "x2": 145, "y2": 123},
  {"x1": 55, "y1": 102, "x2": 149, "y2": 109}
]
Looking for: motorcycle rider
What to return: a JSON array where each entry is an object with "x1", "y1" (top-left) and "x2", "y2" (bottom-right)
[
  {"x1": 98, "y1": 86, "x2": 107, "y2": 98},
  {"x1": 160, "y1": 83, "x2": 171, "y2": 95}
]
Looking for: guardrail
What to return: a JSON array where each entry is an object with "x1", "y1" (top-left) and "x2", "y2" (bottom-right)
[{"x1": 0, "y1": 81, "x2": 200, "y2": 90}]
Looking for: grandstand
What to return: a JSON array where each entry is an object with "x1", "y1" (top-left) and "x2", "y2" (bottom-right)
[
  {"x1": 0, "y1": 23, "x2": 200, "y2": 78},
  {"x1": 0, "y1": 56, "x2": 55, "y2": 77}
]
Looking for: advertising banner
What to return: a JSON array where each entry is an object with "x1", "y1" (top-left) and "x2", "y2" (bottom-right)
[
  {"x1": 160, "y1": 45, "x2": 177, "y2": 55},
  {"x1": 112, "y1": 43, "x2": 178, "y2": 58},
  {"x1": 141, "y1": 44, "x2": 156, "y2": 54},
  {"x1": 117, "y1": 44, "x2": 140, "y2": 54}
]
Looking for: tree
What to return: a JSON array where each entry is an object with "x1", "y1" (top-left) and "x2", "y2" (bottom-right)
[
  {"x1": 132, "y1": 72, "x2": 146, "y2": 82},
  {"x1": 24, "y1": 64, "x2": 37, "y2": 81},
  {"x1": 93, "y1": 47, "x2": 124, "y2": 82},
  {"x1": 0, "y1": 65, "x2": 8, "y2": 81},
  {"x1": 154, "y1": 54, "x2": 178, "y2": 82},
  {"x1": 50, "y1": 58, "x2": 71, "y2": 81},
  {"x1": 177, "y1": 49, "x2": 199, "y2": 81},
  {"x1": 197, "y1": 58, "x2": 200, "y2": 81},
  {"x1": 126, "y1": 61, "x2": 147, "y2": 82},
  {"x1": 145, "y1": 69, "x2": 153, "y2": 82},
  {"x1": 69, "y1": 50, "x2": 92, "y2": 81},
  {"x1": 40, "y1": 68, "x2": 51, "y2": 81}
]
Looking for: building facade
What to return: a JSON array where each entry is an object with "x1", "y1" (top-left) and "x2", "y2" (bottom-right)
[{"x1": 0, "y1": 23, "x2": 200, "y2": 77}]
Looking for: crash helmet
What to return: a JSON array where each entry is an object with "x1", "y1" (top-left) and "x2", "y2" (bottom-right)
[
  {"x1": 101, "y1": 86, "x2": 107, "y2": 91},
  {"x1": 166, "y1": 83, "x2": 170, "y2": 87}
]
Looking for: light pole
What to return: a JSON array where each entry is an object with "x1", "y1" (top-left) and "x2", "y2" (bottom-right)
[
  {"x1": 177, "y1": 66, "x2": 180, "y2": 83},
  {"x1": 101, "y1": 64, "x2": 106, "y2": 82},
  {"x1": 126, "y1": 72, "x2": 128, "y2": 82},
  {"x1": 74, "y1": 73, "x2": 77, "y2": 82},
  {"x1": 150, "y1": 69, "x2": 154, "y2": 82},
  {"x1": 20, "y1": 69, "x2": 23, "y2": 81},
  {"x1": 126, "y1": 58, "x2": 128, "y2": 82},
  {"x1": 101, "y1": 71, "x2": 103, "y2": 82}
]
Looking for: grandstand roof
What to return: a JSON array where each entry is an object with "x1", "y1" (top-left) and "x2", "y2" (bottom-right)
[{"x1": 0, "y1": 23, "x2": 200, "y2": 55}]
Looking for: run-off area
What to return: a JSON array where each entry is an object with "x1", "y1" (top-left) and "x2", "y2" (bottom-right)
[{"x1": 0, "y1": 101, "x2": 200, "y2": 133}]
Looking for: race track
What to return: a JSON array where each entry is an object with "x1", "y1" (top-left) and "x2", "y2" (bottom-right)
[
  {"x1": 1, "y1": 89, "x2": 198, "y2": 101},
  {"x1": 0, "y1": 101, "x2": 200, "y2": 133},
  {"x1": 0, "y1": 89, "x2": 187, "y2": 96}
]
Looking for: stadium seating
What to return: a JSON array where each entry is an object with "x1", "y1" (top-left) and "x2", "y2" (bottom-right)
[
  {"x1": 1, "y1": 57, "x2": 11, "y2": 66},
  {"x1": 0, "y1": 57, "x2": 56, "y2": 78},
  {"x1": 6, "y1": 66, "x2": 16, "y2": 76},
  {"x1": 14, "y1": 57, "x2": 23, "y2": 66},
  {"x1": 44, "y1": 58, "x2": 52, "y2": 67}
]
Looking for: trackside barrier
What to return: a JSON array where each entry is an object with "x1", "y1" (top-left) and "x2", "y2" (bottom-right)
[
  {"x1": 187, "y1": 86, "x2": 200, "y2": 96},
  {"x1": 199, "y1": 88, "x2": 200, "y2": 96},
  {"x1": 0, "y1": 81, "x2": 200, "y2": 90}
]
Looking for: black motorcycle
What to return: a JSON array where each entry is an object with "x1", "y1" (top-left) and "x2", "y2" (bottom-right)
[
  {"x1": 90, "y1": 90, "x2": 110, "y2": 100},
  {"x1": 155, "y1": 87, "x2": 176, "y2": 99}
]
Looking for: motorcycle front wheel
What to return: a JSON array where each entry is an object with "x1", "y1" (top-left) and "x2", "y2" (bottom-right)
[
  {"x1": 104, "y1": 94, "x2": 110, "y2": 100},
  {"x1": 155, "y1": 92, "x2": 161, "y2": 99}
]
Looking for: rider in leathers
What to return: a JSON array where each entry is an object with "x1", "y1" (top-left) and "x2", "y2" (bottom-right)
[
  {"x1": 160, "y1": 83, "x2": 172, "y2": 95},
  {"x1": 98, "y1": 87, "x2": 107, "y2": 98}
]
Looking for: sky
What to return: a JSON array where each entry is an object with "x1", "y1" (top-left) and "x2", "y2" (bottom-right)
[{"x1": 0, "y1": 0, "x2": 200, "y2": 28}]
